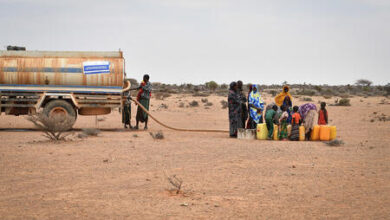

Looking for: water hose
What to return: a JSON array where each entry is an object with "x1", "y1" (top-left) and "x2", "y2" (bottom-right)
[{"x1": 131, "y1": 98, "x2": 228, "y2": 133}]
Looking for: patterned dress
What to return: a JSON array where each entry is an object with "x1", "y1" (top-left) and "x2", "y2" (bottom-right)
[
  {"x1": 136, "y1": 81, "x2": 152, "y2": 123},
  {"x1": 248, "y1": 85, "x2": 264, "y2": 128}
]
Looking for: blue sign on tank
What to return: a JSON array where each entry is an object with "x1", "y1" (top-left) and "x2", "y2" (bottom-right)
[{"x1": 83, "y1": 61, "x2": 110, "y2": 74}]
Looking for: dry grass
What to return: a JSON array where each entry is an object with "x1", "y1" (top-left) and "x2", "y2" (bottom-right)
[
  {"x1": 220, "y1": 100, "x2": 228, "y2": 109},
  {"x1": 150, "y1": 131, "x2": 164, "y2": 140},
  {"x1": 325, "y1": 139, "x2": 345, "y2": 147},
  {"x1": 165, "y1": 173, "x2": 183, "y2": 194}
]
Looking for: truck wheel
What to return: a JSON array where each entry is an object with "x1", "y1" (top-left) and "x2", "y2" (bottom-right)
[{"x1": 43, "y1": 100, "x2": 76, "y2": 130}]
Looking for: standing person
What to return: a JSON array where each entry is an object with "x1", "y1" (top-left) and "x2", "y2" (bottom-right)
[
  {"x1": 275, "y1": 85, "x2": 293, "y2": 123},
  {"x1": 246, "y1": 84, "x2": 253, "y2": 129},
  {"x1": 228, "y1": 82, "x2": 242, "y2": 138},
  {"x1": 265, "y1": 105, "x2": 278, "y2": 140},
  {"x1": 298, "y1": 103, "x2": 318, "y2": 140},
  {"x1": 237, "y1": 81, "x2": 248, "y2": 128},
  {"x1": 318, "y1": 102, "x2": 328, "y2": 125},
  {"x1": 289, "y1": 106, "x2": 302, "y2": 141},
  {"x1": 122, "y1": 91, "x2": 132, "y2": 129},
  {"x1": 279, "y1": 106, "x2": 289, "y2": 140},
  {"x1": 248, "y1": 85, "x2": 264, "y2": 129},
  {"x1": 135, "y1": 74, "x2": 152, "y2": 130},
  {"x1": 275, "y1": 85, "x2": 293, "y2": 107}
]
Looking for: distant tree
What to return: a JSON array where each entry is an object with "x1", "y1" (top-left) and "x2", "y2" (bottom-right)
[
  {"x1": 385, "y1": 83, "x2": 390, "y2": 96},
  {"x1": 205, "y1": 81, "x2": 218, "y2": 92},
  {"x1": 355, "y1": 79, "x2": 373, "y2": 87},
  {"x1": 220, "y1": 83, "x2": 228, "y2": 89},
  {"x1": 282, "y1": 81, "x2": 288, "y2": 85},
  {"x1": 125, "y1": 78, "x2": 139, "y2": 89}
]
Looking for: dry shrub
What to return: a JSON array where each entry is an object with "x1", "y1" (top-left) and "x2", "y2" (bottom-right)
[
  {"x1": 28, "y1": 114, "x2": 75, "y2": 141},
  {"x1": 178, "y1": 102, "x2": 185, "y2": 108},
  {"x1": 166, "y1": 174, "x2": 183, "y2": 194},
  {"x1": 150, "y1": 131, "x2": 164, "y2": 139},
  {"x1": 159, "y1": 103, "x2": 168, "y2": 109},
  {"x1": 155, "y1": 92, "x2": 171, "y2": 100},
  {"x1": 302, "y1": 97, "x2": 313, "y2": 102},
  {"x1": 297, "y1": 90, "x2": 316, "y2": 96},
  {"x1": 82, "y1": 128, "x2": 101, "y2": 136},
  {"x1": 335, "y1": 98, "x2": 351, "y2": 106},
  {"x1": 205, "y1": 102, "x2": 213, "y2": 106},
  {"x1": 201, "y1": 98, "x2": 208, "y2": 103},
  {"x1": 269, "y1": 90, "x2": 277, "y2": 96},
  {"x1": 323, "y1": 95, "x2": 332, "y2": 99},
  {"x1": 189, "y1": 100, "x2": 199, "y2": 107},
  {"x1": 220, "y1": 100, "x2": 228, "y2": 109},
  {"x1": 325, "y1": 139, "x2": 344, "y2": 147},
  {"x1": 192, "y1": 92, "x2": 210, "y2": 97}
]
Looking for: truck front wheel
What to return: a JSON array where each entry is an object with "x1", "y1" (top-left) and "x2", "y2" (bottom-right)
[{"x1": 43, "y1": 100, "x2": 76, "y2": 130}]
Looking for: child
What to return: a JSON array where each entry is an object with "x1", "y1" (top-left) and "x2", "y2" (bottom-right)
[
  {"x1": 265, "y1": 105, "x2": 278, "y2": 140},
  {"x1": 318, "y1": 102, "x2": 328, "y2": 125},
  {"x1": 279, "y1": 105, "x2": 289, "y2": 140},
  {"x1": 290, "y1": 106, "x2": 302, "y2": 141}
]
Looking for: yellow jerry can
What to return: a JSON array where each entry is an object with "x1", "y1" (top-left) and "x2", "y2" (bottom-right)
[
  {"x1": 273, "y1": 124, "x2": 279, "y2": 140},
  {"x1": 320, "y1": 125, "x2": 331, "y2": 141},
  {"x1": 329, "y1": 126, "x2": 337, "y2": 140},
  {"x1": 299, "y1": 126, "x2": 305, "y2": 141},
  {"x1": 256, "y1": 123, "x2": 268, "y2": 140},
  {"x1": 311, "y1": 125, "x2": 320, "y2": 141}
]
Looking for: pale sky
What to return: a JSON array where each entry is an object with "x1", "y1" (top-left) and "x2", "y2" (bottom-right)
[{"x1": 1, "y1": 0, "x2": 389, "y2": 85}]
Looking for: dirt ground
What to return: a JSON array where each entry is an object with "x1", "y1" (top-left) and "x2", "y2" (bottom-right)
[{"x1": 0, "y1": 94, "x2": 389, "y2": 219}]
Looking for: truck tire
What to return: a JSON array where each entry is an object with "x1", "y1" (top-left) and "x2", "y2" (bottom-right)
[{"x1": 42, "y1": 100, "x2": 76, "y2": 130}]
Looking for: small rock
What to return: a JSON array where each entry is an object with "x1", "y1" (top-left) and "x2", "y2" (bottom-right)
[
  {"x1": 292, "y1": 165, "x2": 296, "y2": 168},
  {"x1": 103, "y1": 159, "x2": 109, "y2": 163},
  {"x1": 180, "y1": 203, "x2": 189, "y2": 207},
  {"x1": 214, "y1": 204, "x2": 220, "y2": 207},
  {"x1": 146, "y1": 178, "x2": 151, "y2": 181}
]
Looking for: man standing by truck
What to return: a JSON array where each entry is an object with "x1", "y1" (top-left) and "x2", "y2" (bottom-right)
[{"x1": 135, "y1": 74, "x2": 152, "y2": 130}]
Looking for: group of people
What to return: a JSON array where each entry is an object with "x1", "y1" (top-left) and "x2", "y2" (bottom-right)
[
  {"x1": 228, "y1": 83, "x2": 329, "y2": 140},
  {"x1": 122, "y1": 74, "x2": 152, "y2": 130}
]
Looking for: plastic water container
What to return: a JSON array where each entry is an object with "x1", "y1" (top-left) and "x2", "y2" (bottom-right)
[
  {"x1": 330, "y1": 126, "x2": 337, "y2": 140},
  {"x1": 256, "y1": 123, "x2": 268, "y2": 140},
  {"x1": 319, "y1": 125, "x2": 331, "y2": 141},
  {"x1": 311, "y1": 125, "x2": 320, "y2": 141},
  {"x1": 273, "y1": 124, "x2": 279, "y2": 140},
  {"x1": 299, "y1": 126, "x2": 305, "y2": 141}
]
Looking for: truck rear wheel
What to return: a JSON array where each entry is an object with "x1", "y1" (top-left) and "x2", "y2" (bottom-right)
[{"x1": 43, "y1": 100, "x2": 76, "y2": 130}]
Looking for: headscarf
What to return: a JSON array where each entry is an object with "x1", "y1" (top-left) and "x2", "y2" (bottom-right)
[
  {"x1": 137, "y1": 80, "x2": 152, "y2": 101},
  {"x1": 275, "y1": 85, "x2": 292, "y2": 107},
  {"x1": 303, "y1": 109, "x2": 318, "y2": 134},
  {"x1": 298, "y1": 103, "x2": 317, "y2": 120},
  {"x1": 229, "y1": 82, "x2": 237, "y2": 91},
  {"x1": 248, "y1": 85, "x2": 264, "y2": 123}
]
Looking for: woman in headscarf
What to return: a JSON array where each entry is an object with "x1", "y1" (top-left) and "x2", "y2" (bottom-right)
[
  {"x1": 228, "y1": 82, "x2": 242, "y2": 138},
  {"x1": 247, "y1": 84, "x2": 264, "y2": 129},
  {"x1": 237, "y1": 81, "x2": 248, "y2": 127},
  {"x1": 275, "y1": 85, "x2": 293, "y2": 123},
  {"x1": 298, "y1": 103, "x2": 318, "y2": 140},
  {"x1": 135, "y1": 74, "x2": 152, "y2": 130},
  {"x1": 246, "y1": 84, "x2": 253, "y2": 128}
]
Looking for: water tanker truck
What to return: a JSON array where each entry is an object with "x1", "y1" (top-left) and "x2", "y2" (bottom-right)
[{"x1": 0, "y1": 49, "x2": 131, "y2": 129}]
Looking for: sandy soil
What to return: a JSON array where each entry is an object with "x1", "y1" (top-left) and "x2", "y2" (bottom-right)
[{"x1": 0, "y1": 94, "x2": 389, "y2": 219}]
